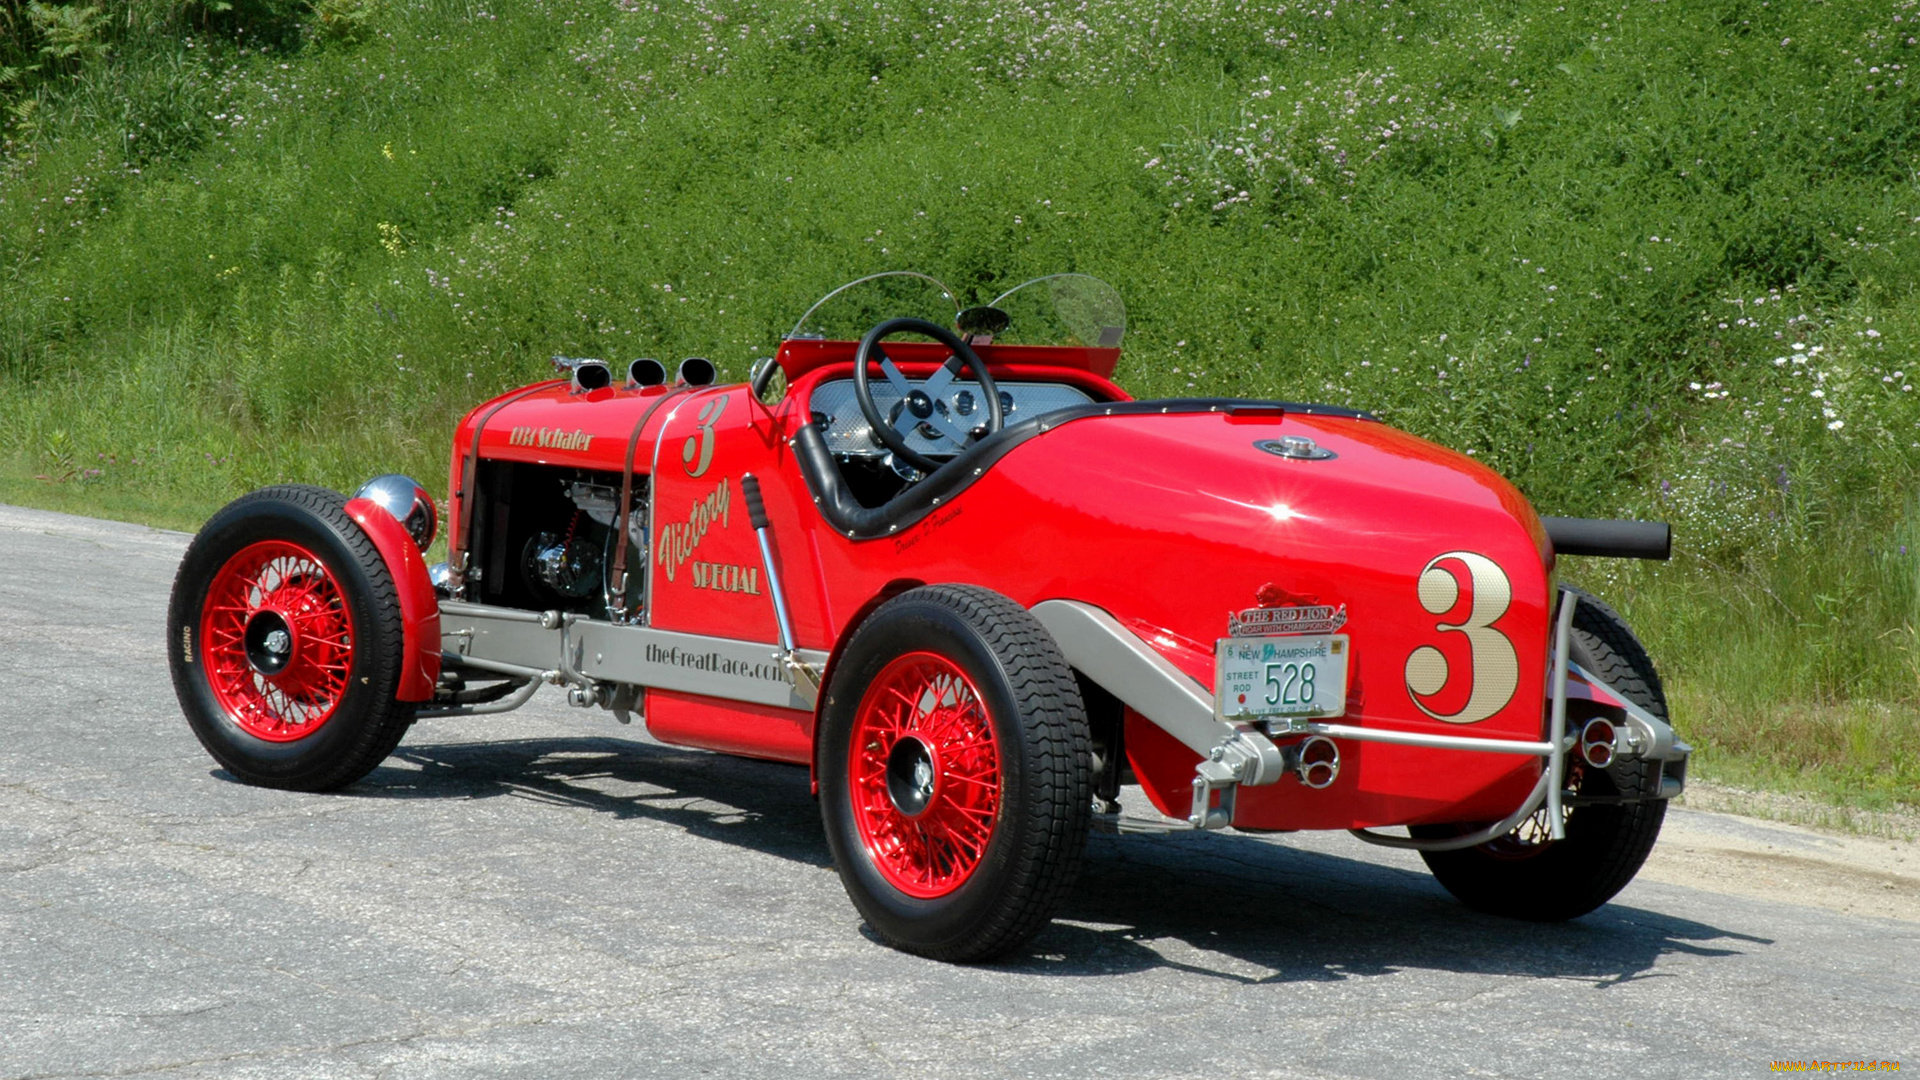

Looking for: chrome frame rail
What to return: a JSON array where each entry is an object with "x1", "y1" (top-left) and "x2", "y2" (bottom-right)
[
  {"x1": 439, "y1": 599, "x2": 827, "y2": 712},
  {"x1": 1033, "y1": 592, "x2": 1612, "y2": 838}
]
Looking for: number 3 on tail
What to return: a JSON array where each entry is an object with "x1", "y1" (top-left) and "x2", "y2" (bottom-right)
[{"x1": 1403, "y1": 551, "x2": 1519, "y2": 724}]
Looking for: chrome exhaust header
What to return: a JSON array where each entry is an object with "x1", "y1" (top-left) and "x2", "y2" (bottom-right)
[
  {"x1": 627, "y1": 357, "x2": 667, "y2": 387},
  {"x1": 552, "y1": 355, "x2": 613, "y2": 393},
  {"x1": 676, "y1": 357, "x2": 716, "y2": 386}
]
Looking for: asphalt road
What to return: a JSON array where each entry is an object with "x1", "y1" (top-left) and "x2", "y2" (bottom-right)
[{"x1": 1, "y1": 503, "x2": 1913, "y2": 1079}]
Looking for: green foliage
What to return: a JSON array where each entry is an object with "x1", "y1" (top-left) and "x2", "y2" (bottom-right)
[
  {"x1": 26, "y1": 2, "x2": 109, "y2": 67},
  {"x1": 0, "y1": 0, "x2": 315, "y2": 154},
  {"x1": 1, "y1": 0, "x2": 1918, "y2": 805},
  {"x1": 310, "y1": 0, "x2": 377, "y2": 44}
]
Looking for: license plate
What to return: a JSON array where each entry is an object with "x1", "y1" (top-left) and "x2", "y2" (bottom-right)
[{"x1": 1215, "y1": 635, "x2": 1349, "y2": 722}]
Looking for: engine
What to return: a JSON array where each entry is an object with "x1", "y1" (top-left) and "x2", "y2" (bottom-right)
[
  {"x1": 521, "y1": 479, "x2": 642, "y2": 601},
  {"x1": 466, "y1": 461, "x2": 650, "y2": 621}
]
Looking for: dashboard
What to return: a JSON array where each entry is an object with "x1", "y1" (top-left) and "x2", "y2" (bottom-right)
[{"x1": 807, "y1": 378, "x2": 1098, "y2": 459}]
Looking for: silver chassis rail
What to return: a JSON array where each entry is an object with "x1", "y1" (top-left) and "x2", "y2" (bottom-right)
[{"x1": 436, "y1": 600, "x2": 829, "y2": 715}]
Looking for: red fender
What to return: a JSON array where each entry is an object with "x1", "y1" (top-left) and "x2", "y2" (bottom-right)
[{"x1": 345, "y1": 497, "x2": 442, "y2": 701}]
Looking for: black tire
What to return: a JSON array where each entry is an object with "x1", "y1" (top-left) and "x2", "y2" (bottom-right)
[
  {"x1": 167, "y1": 484, "x2": 416, "y2": 792},
  {"x1": 818, "y1": 585, "x2": 1092, "y2": 961},
  {"x1": 1414, "y1": 587, "x2": 1670, "y2": 920}
]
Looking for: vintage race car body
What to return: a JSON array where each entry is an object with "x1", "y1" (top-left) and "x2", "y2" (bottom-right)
[{"x1": 170, "y1": 272, "x2": 1686, "y2": 960}]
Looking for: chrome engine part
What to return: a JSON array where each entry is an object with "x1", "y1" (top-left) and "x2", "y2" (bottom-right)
[
  {"x1": 560, "y1": 478, "x2": 649, "y2": 621},
  {"x1": 561, "y1": 481, "x2": 646, "y2": 547},
  {"x1": 523, "y1": 530, "x2": 603, "y2": 598}
]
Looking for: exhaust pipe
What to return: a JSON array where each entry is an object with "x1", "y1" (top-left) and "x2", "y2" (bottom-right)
[
  {"x1": 1579, "y1": 717, "x2": 1618, "y2": 769},
  {"x1": 571, "y1": 360, "x2": 612, "y2": 393},
  {"x1": 677, "y1": 357, "x2": 716, "y2": 386},
  {"x1": 1283, "y1": 735, "x2": 1340, "y2": 789},
  {"x1": 552, "y1": 355, "x2": 613, "y2": 393},
  {"x1": 627, "y1": 358, "x2": 667, "y2": 388}
]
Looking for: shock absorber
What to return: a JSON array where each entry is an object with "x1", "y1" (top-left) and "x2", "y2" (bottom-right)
[{"x1": 741, "y1": 473, "x2": 820, "y2": 701}]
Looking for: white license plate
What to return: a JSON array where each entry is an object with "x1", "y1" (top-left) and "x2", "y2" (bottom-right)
[{"x1": 1215, "y1": 635, "x2": 1349, "y2": 722}]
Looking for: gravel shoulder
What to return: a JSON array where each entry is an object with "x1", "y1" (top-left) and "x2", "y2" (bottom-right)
[{"x1": 1645, "y1": 792, "x2": 1920, "y2": 923}]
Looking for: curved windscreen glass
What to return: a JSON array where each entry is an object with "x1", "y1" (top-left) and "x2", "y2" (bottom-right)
[
  {"x1": 986, "y1": 273, "x2": 1126, "y2": 348},
  {"x1": 788, "y1": 271, "x2": 1125, "y2": 350},
  {"x1": 788, "y1": 271, "x2": 961, "y2": 343}
]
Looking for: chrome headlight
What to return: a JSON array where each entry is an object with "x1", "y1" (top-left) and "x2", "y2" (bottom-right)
[{"x1": 356, "y1": 474, "x2": 438, "y2": 552}]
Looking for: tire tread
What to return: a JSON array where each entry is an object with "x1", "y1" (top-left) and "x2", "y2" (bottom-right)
[
  {"x1": 819, "y1": 583, "x2": 1092, "y2": 962},
  {"x1": 919, "y1": 585, "x2": 1092, "y2": 960}
]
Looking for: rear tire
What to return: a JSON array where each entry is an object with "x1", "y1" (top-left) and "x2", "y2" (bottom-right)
[
  {"x1": 818, "y1": 585, "x2": 1092, "y2": 961},
  {"x1": 167, "y1": 485, "x2": 415, "y2": 792},
  {"x1": 1415, "y1": 587, "x2": 1670, "y2": 920}
]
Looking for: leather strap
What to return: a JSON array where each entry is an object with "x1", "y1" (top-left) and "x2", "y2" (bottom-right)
[
  {"x1": 608, "y1": 386, "x2": 695, "y2": 616},
  {"x1": 448, "y1": 380, "x2": 567, "y2": 584}
]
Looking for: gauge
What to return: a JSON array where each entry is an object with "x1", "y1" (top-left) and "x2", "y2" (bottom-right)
[{"x1": 954, "y1": 390, "x2": 976, "y2": 416}]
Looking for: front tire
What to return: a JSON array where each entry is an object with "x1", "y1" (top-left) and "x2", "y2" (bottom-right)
[
  {"x1": 818, "y1": 585, "x2": 1092, "y2": 961},
  {"x1": 167, "y1": 485, "x2": 415, "y2": 792},
  {"x1": 1415, "y1": 587, "x2": 1671, "y2": 920}
]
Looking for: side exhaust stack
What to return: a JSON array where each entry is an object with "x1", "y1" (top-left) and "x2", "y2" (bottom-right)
[
  {"x1": 677, "y1": 357, "x2": 716, "y2": 386},
  {"x1": 550, "y1": 356, "x2": 612, "y2": 393},
  {"x1": 627, "y1": 358, "x2": 667, "y2": 388}
]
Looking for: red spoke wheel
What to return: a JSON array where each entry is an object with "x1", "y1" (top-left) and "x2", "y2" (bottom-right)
[
  {"x1": 1412, "y1": 587, "x2": 1672, "y2": 920},
  {"x1": 169, "y1": 485, "x2": 416, "y2": 792},
  {"x1": 849, "y1": 653, "x2": 1001, "y2": 899},
  {"x1": 200, "y1": 540, "x2": 355, "y2": 742},
  {"x1": 819, "y1": 585, "x2": 1091, "y2": 962}
]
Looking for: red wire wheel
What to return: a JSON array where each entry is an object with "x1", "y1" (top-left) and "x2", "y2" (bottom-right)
[
  {"x1": 847, "y1": 652, "x2": 1001, "y2": 899},
  {"x1": 169, "y1": 485, "x2": 417, "y2": 792},
  {"x1": 818, "y1": 585, "x2": 1092, "y2": 962},
  {"x1": 199, "y1": 540, "x2": 355, "y2": 742}
]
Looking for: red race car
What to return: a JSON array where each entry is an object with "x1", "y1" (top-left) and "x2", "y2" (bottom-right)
[{"x1": 168, "y1": 271, "x2": 1687, "y2": 961}]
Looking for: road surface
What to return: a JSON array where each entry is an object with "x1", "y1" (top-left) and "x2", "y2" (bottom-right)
[{"x1": 0, "y1": 503, "x2": 1912, "y2": 1078}]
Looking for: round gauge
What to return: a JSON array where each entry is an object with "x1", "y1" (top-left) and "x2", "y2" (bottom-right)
[{"x1": 954, "y1": 390, "x2": 976, "y2": 416}]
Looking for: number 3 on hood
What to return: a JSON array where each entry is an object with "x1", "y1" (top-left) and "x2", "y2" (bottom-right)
[{"x1": 1403, "y1": 552, "x2": 1519, "y2": 724}]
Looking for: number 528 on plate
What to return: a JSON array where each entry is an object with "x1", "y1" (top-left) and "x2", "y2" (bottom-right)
[{"x1": 1214, "y1": 635, "x2": 1349, "y2": 722}]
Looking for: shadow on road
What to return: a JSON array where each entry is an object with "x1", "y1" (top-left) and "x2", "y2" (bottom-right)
[
  {"x1": 363, "y1": 733, "x2": 836, "y2": 867},
  {"x1": 1016, "y1": 830, "x2": 1771, "y2": 986},
  {"x1": 327, "y1": 734, "x2": 1770, "y2": 986}
]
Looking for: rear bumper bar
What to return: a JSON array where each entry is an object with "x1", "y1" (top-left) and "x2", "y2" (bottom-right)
[{"x1": 1031, "y1": 591, "x2": 1689, "y2": 842}]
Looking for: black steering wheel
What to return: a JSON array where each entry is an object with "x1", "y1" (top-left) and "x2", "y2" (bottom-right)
[{"x1": 853, "y1": 317, "x2": 1005, "y2": 475}]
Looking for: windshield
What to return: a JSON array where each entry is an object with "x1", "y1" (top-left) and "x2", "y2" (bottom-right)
[
  {"x1": 788, "y1": 271, "x2": 1126, "y2": 350},
  {"x1": 986, "y1": 274, "x2": 1126, "y2": 348},
  {"x1": 788, "y1": 271, "x2": 961, "y2": 342}
]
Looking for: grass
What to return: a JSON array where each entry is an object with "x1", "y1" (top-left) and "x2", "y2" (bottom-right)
[
  {"x1": 1579, "y1": 520, "x2": 1920, "y2": 813},
  {"x1": 1, "y1": 0, "x2": 1917, "y2": 811}
]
